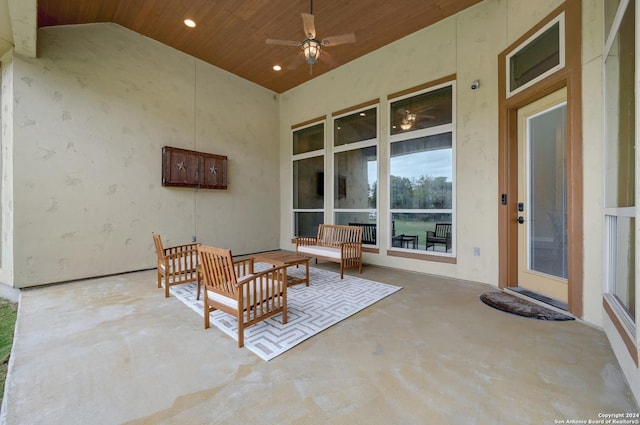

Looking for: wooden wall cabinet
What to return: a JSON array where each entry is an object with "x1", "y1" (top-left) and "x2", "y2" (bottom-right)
[{"x1": 162, "y1": 146, "x2": 228, "y2": 189}]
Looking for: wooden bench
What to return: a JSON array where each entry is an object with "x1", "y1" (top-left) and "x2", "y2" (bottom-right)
[{"x1": 295, "y1": 224, "x2": 363, "y2": 279}]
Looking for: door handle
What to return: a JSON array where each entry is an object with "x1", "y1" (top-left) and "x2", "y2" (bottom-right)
[{"x1": 517, "y1": 216, "x2": 525, "y2": 224}]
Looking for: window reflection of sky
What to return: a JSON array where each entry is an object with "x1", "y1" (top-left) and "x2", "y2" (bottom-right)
[
  {"x1": 367, "y1": 150, "x2": 452, "y2": 187},
  {"x1": 390, "y1": 150, "x2": 452, "y2": 181},
  {"x1": 367, "y1": 161, "x2": 377, "y2": 187}
]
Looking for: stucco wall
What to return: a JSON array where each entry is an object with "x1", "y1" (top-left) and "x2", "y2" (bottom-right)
[
  {"x1": 6, "y1": 23, "x2": 279, "y2": 287},
  {"x1": 581, "y1": 0, "x2": 605, "y2": 328},
  {"x1": 280, "y1": 0, "x2": 565, "y2": 288},
  {"x1": 0, "y1": 51, "x2": 14, "y2": 287}
]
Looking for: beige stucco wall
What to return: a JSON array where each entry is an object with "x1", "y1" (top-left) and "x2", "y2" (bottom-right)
[
  {"x1": 0, "y1": 0, "x2": 13, "y2": 56},
  {"x1": 0, "y1": 51, "x2": 14, "y2": 287},
  {"x1": 4, "y1": 23, "x2": 280, "y2": 287},
  {"x1": 279, "y1": 0, "x2": 567, "y2": 289},
  {"x1": 581, "y1": 0, "x2": 605, "y2": 328}
]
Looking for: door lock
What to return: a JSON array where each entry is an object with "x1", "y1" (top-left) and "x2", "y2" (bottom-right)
[{"x1": 517, "y1": 216, "x2": 525, "y2": 224}]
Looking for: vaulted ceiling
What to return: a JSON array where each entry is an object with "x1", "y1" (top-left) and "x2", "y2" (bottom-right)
[{"x1": 6, "y1": 0, "x2": 483, "y2": 93}]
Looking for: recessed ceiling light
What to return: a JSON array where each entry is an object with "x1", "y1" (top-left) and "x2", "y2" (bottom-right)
[
  {"x1": 184, "y1": 19, "x2": 196, "y2": 28},
  {"x1": 359, "y1": 112, "x2": 366, "y2": 116},
  {"x1": 273, "y1": 65, "x2": 282, "y2": 71}
]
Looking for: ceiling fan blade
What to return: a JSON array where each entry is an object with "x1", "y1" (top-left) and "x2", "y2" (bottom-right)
[
  {"x1": 319, "y1": 50, "x2": 338, "y2": 68},
  {"x1": 286, "y1": 53, "x2": 305, "y2": 70},
  {"x1": 301, "y1": 13, "x2": 316, "y2": 39},
  {"x1": 409, "y1": 105, "x2": 436, "y2": 114},
  {"x1": 321, "y1": 33, "x2": 356, "y2": 46},
  {"x1": 266, "y1": 38, "x2": 301, "y2": 46}
]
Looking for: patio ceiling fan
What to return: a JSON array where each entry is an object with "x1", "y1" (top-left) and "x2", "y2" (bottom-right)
[
  {"x1": 394, "y1": 106, "x2": 436, "y2": 131},
  {"x1": 266, "y1": 0, "x2": 356, "y2": 72}
]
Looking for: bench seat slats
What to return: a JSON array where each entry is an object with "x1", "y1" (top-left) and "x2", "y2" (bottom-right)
[
  {"x1": 295, "y1": 224, "x2": 363, "y2": 279},
  {"x1": 297, "y1": 245, "x2": 342, "y2": 259}
]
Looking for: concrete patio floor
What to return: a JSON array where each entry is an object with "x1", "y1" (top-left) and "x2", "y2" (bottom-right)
[{"x1": 0, "y1": 262, "x2": 637, "y2": 424}]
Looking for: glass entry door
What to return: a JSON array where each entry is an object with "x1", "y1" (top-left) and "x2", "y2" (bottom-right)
[{"x1": 517, "y1": 88, "x2": 568, "y2": 303}]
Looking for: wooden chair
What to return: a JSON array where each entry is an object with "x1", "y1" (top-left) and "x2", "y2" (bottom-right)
[
  {"x1": 425, "y1": 223, "x2": 452, "y2": 252},
  {"x1": 197, "y1": 245, "x2": 288, "y2": 348},
  {"x1": 348, "y1": 222, "x2": 376, "y2": 245},
  {"x1": 152, "y1": 233, "x2": 200, "y2": 298}
]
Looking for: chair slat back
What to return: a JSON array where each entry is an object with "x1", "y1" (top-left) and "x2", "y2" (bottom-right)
[
  {"x1": 435, "y1": 223, "x2": 451, "y2": 238},
  {"x1": 317, "y1": 224, "x2": 363, "y2": 247},
  {"x1": 152, "y1": 233, "x2": 164, "y2": 262},
  {"x1": 198, "y1": 245, "x2": 239, "y2": 296},
  {"x1": 349, "y1": 223, "x2": 376, "y2": 244}
]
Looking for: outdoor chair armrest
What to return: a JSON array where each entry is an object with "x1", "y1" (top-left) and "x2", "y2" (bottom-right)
[
  {"x1": 233, "y1": 257, "x2": 255, "y2": 278},
  {"x1": 164, "y1": 242, "x2": 200, "y2": 254},
  {"x1": 163, "y1": 245, "x2": 199, "y2": 268},
  {"x1": 296, "y1": 237, "x2": 318, "y2": 247},
  {"x1": 235, "y1": 264, "x2": 288, "y2": 288},
  {"x1": 340, "y1": 241, "x2": 362, "y2": 257}
]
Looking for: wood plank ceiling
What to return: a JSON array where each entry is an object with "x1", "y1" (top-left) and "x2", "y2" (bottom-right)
[{"x1": 37, "y1": 0, "x2": 482, "y2": 94}]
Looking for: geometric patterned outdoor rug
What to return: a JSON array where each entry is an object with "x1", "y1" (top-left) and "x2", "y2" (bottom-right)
[{"x1": 170, "y1": 265, "x2": 402, "y2": 361}]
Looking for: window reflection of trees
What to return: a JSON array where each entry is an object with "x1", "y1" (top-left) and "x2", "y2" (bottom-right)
[
  {"x1": 390, "y1": 133, "x2": 453, "y2": 210},
  {"x1": 391, "y1": 175, "x2": 452, "y2": 209}
]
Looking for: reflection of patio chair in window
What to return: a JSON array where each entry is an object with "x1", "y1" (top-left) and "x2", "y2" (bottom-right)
[
  {"x1": 392, "y1": 234, "x2": 418, "y2": 249},
  {"x1": 425, "y1": 223, "x2": 452, "y2": 252},
  {"x1": 349, "y1": 223, "x2": 376, "y2": 245},
  {"x1": 547, "y1": 211, "x2": 567, "y2": 257}
]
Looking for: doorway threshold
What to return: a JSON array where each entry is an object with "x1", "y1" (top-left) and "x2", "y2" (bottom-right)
[{"x1": 507, "y1": 288, "x2": 568, "y2": 311}]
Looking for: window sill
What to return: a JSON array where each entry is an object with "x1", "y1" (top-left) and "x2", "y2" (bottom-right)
[
  {"x1": 603, "y1": 295, "x2": 638, "y2": 366},
  {"x1": 387, "y1": 249, "x2": 456, "y2": 264}
]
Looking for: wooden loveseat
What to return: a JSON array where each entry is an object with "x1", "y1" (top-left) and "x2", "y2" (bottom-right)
[{"x1": 295, "y1": 224, "x2": 363, "y2": 278}]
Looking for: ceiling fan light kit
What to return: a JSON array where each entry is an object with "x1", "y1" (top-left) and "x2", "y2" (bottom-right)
[
  {"x1": 266, "y1": 0, "x2": 356, "y2": 70},
  {"x1": 400, "y1": 110, "x2": 417, "y2": 131},
  {"x1": 302, "y1": 39, "x2": 321, "y2": 64}
]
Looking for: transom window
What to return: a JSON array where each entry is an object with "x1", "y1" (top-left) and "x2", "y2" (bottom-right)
[{"x1": 506, "y1": 13, "x2": 565, "y2": 97}]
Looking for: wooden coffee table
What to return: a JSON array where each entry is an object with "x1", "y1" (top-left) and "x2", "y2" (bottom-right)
[{"x1": 252, "y1": 251, "x2": 310, "y2": 287}]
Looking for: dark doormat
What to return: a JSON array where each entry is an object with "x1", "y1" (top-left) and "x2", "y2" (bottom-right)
[
  {"x1": 480, "y1": 291, "x2": 575, "y2": 321},
  {"x1": 509, "y1": 287, "x2": 568, "y2": 311}
]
